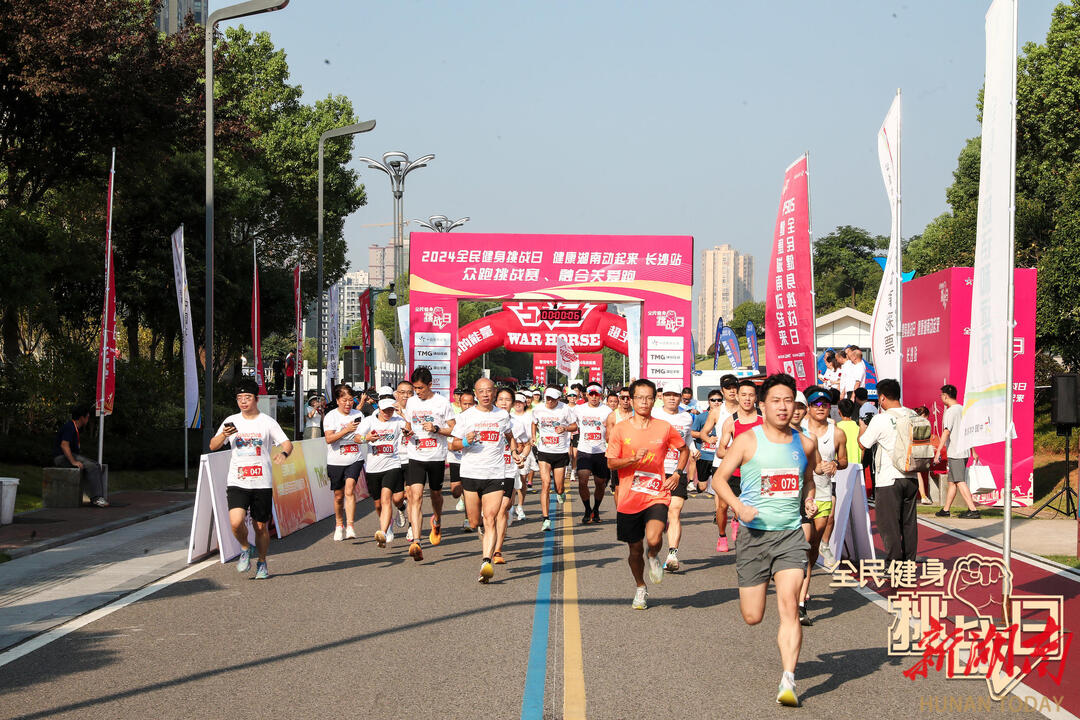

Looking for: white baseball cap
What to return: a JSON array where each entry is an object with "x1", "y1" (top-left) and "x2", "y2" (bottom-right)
[
  {"x1": 661, "y1": 380, "x2": 682, "y2": 395},
  {"x1": 378, "y1": 385, "x2": 395, "y2": 397},
  {"x1": 378, "y1": 397, "x2": 396, "y2": 410},
  {"x1": 586, "y1": 383, "x2": 603, "y2": 394},
  {"x1": 795, "y1": 391, "x2": 807, "y2": 407},
  {"x1": 544, "y1": 388, "x2": 561, "y2": 400},
  {"x1": 514, "y1": 393, "x2": 528, "y2": 403}
]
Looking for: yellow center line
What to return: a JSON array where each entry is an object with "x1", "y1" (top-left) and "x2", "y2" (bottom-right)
[{"x1": 561, "y1": 501, "x2": 587, "y2": 719}]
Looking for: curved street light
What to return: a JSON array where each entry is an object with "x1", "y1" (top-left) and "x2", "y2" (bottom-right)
[
  {"x1": 412, "y1": 215, "x2": 470, "y2": 233},
  {"x1": 204, "y1": 0, "x2": 290, "y2": 451}
]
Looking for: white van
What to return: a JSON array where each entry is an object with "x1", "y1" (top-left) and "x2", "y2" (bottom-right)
[{"x1": 690, "y1": 369, "x2": 760, "y2": 408}]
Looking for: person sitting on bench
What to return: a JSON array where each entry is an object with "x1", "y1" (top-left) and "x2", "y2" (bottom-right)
[{"x1": 53, "y1": 404, "x2": 108, "y2": 507}]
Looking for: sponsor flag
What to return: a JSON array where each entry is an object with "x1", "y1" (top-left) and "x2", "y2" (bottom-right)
[
  {"x1": 293, "y1": 265, "x2": 303, "y2": 396},
  {"x1": 746, "y1": 320, "x2": 759, "y2": 372},
  {"x1": 765, "y1": 154, "x2": 816, "y2": 386},
  {"x1": 959, "y1": 0, "x2": 1017, "y2": 452},
  {"x1": 171, "y1": 225, "x2": 201, "y2": 428},
  {"x1": 326, "y1": 282, "x2": 340, "y2": 391},
  {"x1": 712, "y1": 316, "x2": 724, "y2": 370},
  {"x1": 719, "y1": 326, "x2": 742, "y2": 369},
  {"x1": 871, "y1": 90, "x2": 903, "y2": 383},
  {"x1": 96, "y1": 148, "x2": 118, "y2": 418},
  {"x1": 358, "y1": 288, "x2": 371, "y2": 383},
  {"x1": 251, "y1": 244, "x2": 267, "y2": 395},
  {"x1": 555, "y1": 335, "x2": 580, "y2": 381}
]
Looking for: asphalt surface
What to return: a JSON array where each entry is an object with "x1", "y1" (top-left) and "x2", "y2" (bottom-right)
[{"x1": 0, "y1": 489, "x2": 1056, "y2": 720}]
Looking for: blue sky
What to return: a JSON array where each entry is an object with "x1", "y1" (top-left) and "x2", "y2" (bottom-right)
[{"x1": 232, "y1": 0, "x2": 1057, "y2": 308}]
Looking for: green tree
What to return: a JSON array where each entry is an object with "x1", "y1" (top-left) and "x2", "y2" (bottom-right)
[
  {"x1": 732, "y1": 301, "x2": 765, "y2": 335},
  {"x1": 811, "y1": 226, "x2": 887, "y2": 315}
]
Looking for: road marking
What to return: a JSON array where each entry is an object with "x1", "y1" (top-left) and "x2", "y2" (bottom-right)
[
  {"x1": 561, "y1": 502, "x2": 586, "y2": 719},
  {"x1": 521, "y1": 497, "x2": 556, "y2": 720},
  {"x1": 0, "y1": 557, "x2": 217, "y2": 669}
]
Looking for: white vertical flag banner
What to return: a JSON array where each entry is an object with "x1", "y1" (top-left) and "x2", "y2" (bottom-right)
[
  {"x1": 555, "y1": 335, "x2": 580, "y2": 382},
  {"x1": 871, "y1": 91, "x2": 903, "y2": 382},
  {"x1": 959, "y1": 0, "x2": 1017, "y2": 452},
  {"x1": 170, "y1": 226, "x2": 201, "y2": 428},
  {"x1": 326, "y1": 283, "x2": 341, "y2": 391}
]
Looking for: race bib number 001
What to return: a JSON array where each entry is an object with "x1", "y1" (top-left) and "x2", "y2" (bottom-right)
[
  {"x1": 629, "y1": 471, "x2": 663, "y2": 496},
  {"x1": 372, "y1": 444, "x2": 395, "y2": 456},
  {"x1": 760, "y1": 468, "x2": 800, "y2": 498}
]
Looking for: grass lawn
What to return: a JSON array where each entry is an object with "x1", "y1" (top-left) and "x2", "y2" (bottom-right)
[
  {"x1": 1042, "y1": 555, "x2": 1080, "y2": 569},
  {"x1": 3, "y1": 461, "x2": 197, "y2": 514}
]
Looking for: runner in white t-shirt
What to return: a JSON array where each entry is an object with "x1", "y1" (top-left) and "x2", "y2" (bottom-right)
[
  {"x1": 531, "y1": 388, "x2": 579, "y2": 531},
  {"x1": 323, "y1": 384, "x2": 366, "y2": 541},
  {"x1": 361, "y1": 396, "x2": 409, "y2": 552},
  {"x1": 209, "y1": 378, "x2": 293, "y2": 579},
  {"x1": 492, "y1": 388, "x2": 532, "y2": 565},
  {"x1": 450, "y1": 378, "x2": 516, "y2": 583},
  {"x1": 404, "y1": 367, "x2": 456, "y2": 549},
  {"x1": 574, "y1": 382, "x2": 612, "y2": 524},
  {"x1": 509, "y1": 393, "x2": 533, "y2": 521},
  {"x1": 655, "y1": 380, "x2": 694, "y2": 571},
  {"x1": 450, "y1": 389, "x2": 475, "y2": 529}
]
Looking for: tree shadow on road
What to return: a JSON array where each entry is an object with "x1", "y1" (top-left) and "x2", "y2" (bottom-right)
[{"x1": 796, "y1": 645, "x2": 906, "y2": 701}]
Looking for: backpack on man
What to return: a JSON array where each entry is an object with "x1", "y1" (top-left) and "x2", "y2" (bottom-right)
[{"x1": 885, "y1": 407, "x2": 935, "y2": 473}]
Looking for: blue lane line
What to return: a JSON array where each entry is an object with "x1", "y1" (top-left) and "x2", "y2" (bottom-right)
[{"x1": 521, "y1": 497, "x2": 556, "y2": 720}]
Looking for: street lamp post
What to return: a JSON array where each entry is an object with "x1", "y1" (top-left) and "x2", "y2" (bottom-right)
[
  {"x1": 412, "y1": 215, "x2": 470, "y2": 233},
  {"x1": 314, "y1": 121, "x2": 376, "y2": 420},
  {"x1": 204, "y1": 0, "x2": 289, "y2": 451},
  {"x1": 355, "y1": 152, "x2": 433, "y2": 368},
  {"x1": 481, "y1": 306, "x2": 499, "y2": 378}
]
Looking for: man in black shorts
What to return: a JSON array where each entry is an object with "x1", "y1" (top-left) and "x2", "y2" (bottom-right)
[
  {"x1": 210, "y1": 378, "x2": 293, "y2": 579},
  {"x1": 531, "y1": 387, "x2": 578, "y2": 531},
  {"x1": 573, "y1": 382, "x2": 612, "y2": 523},
  {"x1": 404, "y1": 367, "x2": 456, "y2": 547}
]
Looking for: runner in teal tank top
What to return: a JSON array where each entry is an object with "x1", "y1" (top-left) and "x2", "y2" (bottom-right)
[
  {"x1": 738, "y1": 424, "x2": 808, "y2": 531},
  {"x1": 712, "y1": 373, "x2": 820, "y2": 709}
]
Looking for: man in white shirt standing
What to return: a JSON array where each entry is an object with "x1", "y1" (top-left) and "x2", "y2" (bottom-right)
[
  {"x1": 935, "y1": 384, "x2": 981, "y2": 519},
  {"x1": 845, "y1": 347, "x2": 867, "y2": 401},
  {"x1": 209, "y1": 378, "x2": 293, "y2": 579},
  {"x1": 858, "y1": 378, "x2": 918, "y2": 566}
]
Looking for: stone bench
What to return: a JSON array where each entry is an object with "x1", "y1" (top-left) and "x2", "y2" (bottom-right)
[{"x1": 42, "y1": 465, "x2": 109, "y2": 508}]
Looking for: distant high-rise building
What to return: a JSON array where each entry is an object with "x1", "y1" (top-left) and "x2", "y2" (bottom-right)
[
  {"x1": 368, "y1": 240, "x2": 408, "y2": 288},
  {"x1": 155, "y1": 0, "x2": 206, "y2": 34},
  {"x1": 696, "y1": 244, "x2": 754, "y2": 353},
  {"x1": 303, "y1": 270, "x2": 369, "y2": 356}
]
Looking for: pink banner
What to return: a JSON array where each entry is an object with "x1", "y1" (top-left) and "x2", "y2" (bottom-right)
[
  {"x1": 901, "y1": 267, "x2": 1036, "y2": 507},
  {"x1": 410, "y1": 233, "x2": 693, "y2": 397},
  {"x1": 96, "y1": 153, "x2": 117, "y2": 417},
  {"x1": 358, "y1": 288, "x2": 371, "y2": 383},
  {"x1": 252, "y1": 253, "x2": 267, "y2": 395},
  {"x1": 765, "y1": 155, "x2": 816, "y2": 386},
  {"x1": 532, "y1": 353, "x2": 603, "y2": 385}
]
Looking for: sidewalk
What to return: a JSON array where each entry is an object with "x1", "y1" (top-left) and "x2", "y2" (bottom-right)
[
  {"x1": 924, "y1": 512, "x2": 1079, "y2": 560},
  {"x1": 0, "y1": 490, "x2": 194, "y2": 560}
]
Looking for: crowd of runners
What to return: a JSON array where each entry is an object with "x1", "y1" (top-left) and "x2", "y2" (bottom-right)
[{"x1": 212, "y1": 365, "x2": 931, "y2": 708}]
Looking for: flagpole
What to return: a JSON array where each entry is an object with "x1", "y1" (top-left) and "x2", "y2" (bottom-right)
[
  {"x1": 1002, "y1": 0, "x2": 1019, "y2": 568},
  {"x1": 895, "y1": 89, "x2": 904, "y2": 396},
  {"x1": 98, "y1": 147, "x2": 116, "y2": 467},
  {"x1": 805, "y1": 151, "x2": 817, "y2": 356}
]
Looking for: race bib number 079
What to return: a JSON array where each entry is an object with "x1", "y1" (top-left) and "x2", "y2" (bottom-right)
[{"x1": 760, "y1": 468, "x2": 800, "y2": 498}]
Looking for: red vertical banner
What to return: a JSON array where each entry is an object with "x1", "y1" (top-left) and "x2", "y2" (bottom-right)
[
  {"x1": 357, "y1": 289, "x2": 371, "y2": 383},
  {"x1": 252, "y1": 249, "x2": 267, "y2": 395},
  {"x1": 96, "y1": 151, "x2": 117, "y2": 416},
  {"x1": 293, "y1": 264, "x2": 303, "y2": 392},
  {"x1": 765, "y1": 154, "x2": 816, "y2": 386}
]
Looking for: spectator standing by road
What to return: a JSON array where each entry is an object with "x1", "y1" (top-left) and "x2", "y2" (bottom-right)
[{"x1": 936, "y1": 384, "x2": 982, "y2": 519}]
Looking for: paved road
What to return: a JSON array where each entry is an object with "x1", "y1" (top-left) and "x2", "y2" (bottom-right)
[{"x1": 0, "y1": 491, "x2": 1061, "y2": 720}]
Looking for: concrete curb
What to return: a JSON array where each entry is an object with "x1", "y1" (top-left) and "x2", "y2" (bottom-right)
[
  {"x1": 5, "y1": 500, "x2": 194, "y2": 561},
  {"x1": 918, "y1": 515, "x2": 1080, "y2": 578}
]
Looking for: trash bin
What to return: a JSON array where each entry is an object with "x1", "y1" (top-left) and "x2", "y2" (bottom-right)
[{"x1": 0, "y1": 477, "x2": 19, "y2": 525}]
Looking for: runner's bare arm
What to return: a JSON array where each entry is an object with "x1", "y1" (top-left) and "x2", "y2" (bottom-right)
[
  {"x1": 440, "y1": 417, "x2": 456, "y2": 436},
  {"x1": 273, "y1": 439, "x2": 295, "y2": 465},
  {"x1": 713, "y1": 432, "x2": 755, "y2": 522},
  {"x1": 801, "y1": 436, "x2": 819, "y2": 515},
  {"x1": 700, "y1": 406, "x2": 719, "y2": 437},
  {"x1": 834, "y1": 425, "x2": 848, "y2": 470},
  {"x1": 715, "y1": 416, "x2": 736, "y2": 458}
]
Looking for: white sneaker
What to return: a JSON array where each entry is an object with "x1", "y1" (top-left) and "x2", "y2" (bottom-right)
[
  {"x1": 819, "y1": 543, "x2": 836, "y2": 568},
  {"x1": 345, "y1": 525, "x2": 357, "y2": 540},
  {"x1": 333, "y1": 525, "x2": 344, "y2": 542},
  {"x1": 507, "y1": 509, "x2": 515, "y2": 527},
  {"x1": 385, "y1": 528, "x2": 394, "y2": 544},
  {"x1": 462, "y1": 518, "x2": 474, "y2": 531},
  {"x1": 406, "y1": 527, "x2": 414, "y2": 542},
  {"x1": 632, "y1": 586, "x2": 648, "y2": 610},
  {"x1": 514, "y1": 506, "x2": 526, "y2": 521},
  {"x1": 541, "y1": 518, "x2": 552, "y2": 531},
  {"x1": 647, "y1": 554, "x2": 664, "y2": 585},
  {"x1": 396, "y1": 507, "x2": 407, "y2": 528},
  {"x1": 455, "y1": 497, "x2": 465, "y2": 512},
  {"x1": 663, "y1": 549, "x2": 680, "y2": 572}
]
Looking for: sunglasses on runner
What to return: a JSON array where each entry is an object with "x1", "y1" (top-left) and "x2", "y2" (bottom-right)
[
  {"x1": 709, "y1": 398, "x2": 723, "y2": 403},
  {"x1": 810, "y1": 400, "x2": 830, "y2": 408}
]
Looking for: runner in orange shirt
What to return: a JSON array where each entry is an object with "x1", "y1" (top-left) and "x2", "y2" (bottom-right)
[{"x1": 606, "y1": 378, "x2": 689, "y2": 610}]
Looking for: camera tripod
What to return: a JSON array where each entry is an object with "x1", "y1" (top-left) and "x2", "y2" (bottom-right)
[{"x1": 1032, "y1": 425, "x2": 1078, "y2": 518}]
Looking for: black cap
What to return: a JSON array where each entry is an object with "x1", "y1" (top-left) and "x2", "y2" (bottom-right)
[{"x1": 236, "y1": 378, "x2": 260, "y2": 396}]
